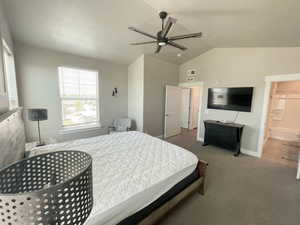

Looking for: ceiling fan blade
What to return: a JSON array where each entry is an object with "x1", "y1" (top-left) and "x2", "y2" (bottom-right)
[
  {"x1": 161, "y1": 17, "x2": 177, "y2": 38},
  {"x1": 128, "y1": 27, "x2": 157, "y2": 40},
  {"x1": 130, "y1": 41, "x2": 157, "y2": 45},
  {"x1": 168, "y1": 32, "x2": 202, "y2": 41},
  {"x1": 155, "y1": 45, "x2": 162, "y2": 54},
  {"x1": 167, "y1": 41, "x2": 187, "y2": 51}
]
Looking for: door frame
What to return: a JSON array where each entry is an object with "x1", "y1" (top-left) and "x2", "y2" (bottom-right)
[
  {"x1": 179, "y1": 81, "x2": 204, "y2": 142},
  {"x1": 257, "y1": 73, "x2": 300, "y2": 158}
]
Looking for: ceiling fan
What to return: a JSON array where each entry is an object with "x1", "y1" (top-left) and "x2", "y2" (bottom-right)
[{"x1": 128, "y1": 11, "x2": 202, "y2": 54}]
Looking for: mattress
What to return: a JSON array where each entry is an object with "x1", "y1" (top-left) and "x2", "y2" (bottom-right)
[
  {"x1": 118, "y1": 168, "x2": 200, "y2": 225},
  {"x1": 29, "y1": 131, "x2": 198, "y2": 225}
]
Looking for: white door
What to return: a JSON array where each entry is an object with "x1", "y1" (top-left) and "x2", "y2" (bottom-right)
[
  {"x1": 164, "y1": 85, "x2": 182, "y2": 138},
  {"x1": 181, "y1": 88, "x2": 191, "y2": 128},
  {"x1": 189, "y1": 87, "x2": 201, "y2": 129}
]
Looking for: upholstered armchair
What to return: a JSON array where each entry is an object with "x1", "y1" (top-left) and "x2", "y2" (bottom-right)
[{"x1": 108, "y1": 118, "x2": 132, "y2": 134}]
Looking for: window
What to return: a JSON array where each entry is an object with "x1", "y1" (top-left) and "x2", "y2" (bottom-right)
[
  {"x1": 58, "y1": 67, "x2": 100, "y2": 129},
  {"x1": 2, "y1": 39, "x2": 19, "y2": 110}
]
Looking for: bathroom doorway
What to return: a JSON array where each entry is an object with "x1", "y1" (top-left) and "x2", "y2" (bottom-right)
[{"x1": 262, "y1": 81, "x2": 300, "y2": 168}]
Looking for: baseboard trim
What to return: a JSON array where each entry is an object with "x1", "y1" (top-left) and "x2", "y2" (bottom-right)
[
  {"x1": 241, "y1": 148, "x2": 260, "y2": 158},
  {"x1": 199, "y1": 136, "x2": 260, "y2": 158},
  {"x1": 179, "y1": 134, "x2": 260, "y2": 158},
  {"x1": 198, "y1": 137, "x2": 204, "y2": 142}
]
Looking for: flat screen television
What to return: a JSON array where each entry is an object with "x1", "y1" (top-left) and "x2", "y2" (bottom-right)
[{"x1": 207, "y1": 87, "x2": 253, "y2": 112}]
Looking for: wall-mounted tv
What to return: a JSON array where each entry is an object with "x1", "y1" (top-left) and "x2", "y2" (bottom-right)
[{"x1": 207, "y1": 87, "x2": 254, "y2": 112}]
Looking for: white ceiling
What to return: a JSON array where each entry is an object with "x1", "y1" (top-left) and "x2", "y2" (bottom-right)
[{"x1": 3, "y1": 0, "x2": 300, "y2": 65}]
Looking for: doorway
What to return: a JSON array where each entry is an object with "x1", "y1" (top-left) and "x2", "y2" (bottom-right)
[
  {"x1": 262, "y1": 80, "x2": 300, "y2": 168},
  {"x1": 180, "y1": 86, "x2": 202, "y2": 135},
  {"x1": 164, "y1": 82, "x2": 204, "y2": 140}
]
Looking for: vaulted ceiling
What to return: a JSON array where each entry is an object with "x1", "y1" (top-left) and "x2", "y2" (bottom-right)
[{"x1": 3, "y1": 0, "x2": 300, "y2": 64}]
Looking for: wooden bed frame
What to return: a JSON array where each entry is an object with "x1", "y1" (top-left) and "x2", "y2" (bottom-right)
[
  {"x1": 0, "y1": 108, "x2": 208, "y2": 225},
  {"x1": 137, "y1": 160, "x2": 208, "y2": 225}
]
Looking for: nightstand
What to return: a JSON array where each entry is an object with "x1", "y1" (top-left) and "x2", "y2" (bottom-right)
[
  {"x1": 25, "y1": 142, "x2": 38, "y2": 157},
  {"x1": 25, "y1": 141, "x2": 38, "y2": 151},
  {"x1": 25, "y1": 138, "x2": 57, "y2": 157}
]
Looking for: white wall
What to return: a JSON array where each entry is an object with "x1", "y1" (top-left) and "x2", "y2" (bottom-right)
[
  {"x1": 0, "y1": 1, "x2": 14, "y2": 114},
  {"x1": 144, "y1": 55, "x2": 179, "y2": 137},
  {"x1": 127, "y1": 55, "x2": 179, "y2": 137},
  {"x1": 15, "y1": 42, "x2": 128, "y2": 142},
  {"x1": 180, "y1": 48, "x2": 300, "y2": 155},
  {"x1": 128, "y1": 55, "x2": 144, "y2": 131}
]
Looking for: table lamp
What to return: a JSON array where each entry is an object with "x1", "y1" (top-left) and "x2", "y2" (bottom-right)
[{"x1": 28, "y1": 108, "x2": 48, "y2": 146}]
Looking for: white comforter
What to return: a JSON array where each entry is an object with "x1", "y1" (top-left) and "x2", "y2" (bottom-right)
[{"x1": 29, "y1": 131, "x2": 198, "y2": 225}]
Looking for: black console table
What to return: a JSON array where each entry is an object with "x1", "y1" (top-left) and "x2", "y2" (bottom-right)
[{"x1": 203, "y1": 120, "x2": 245, "y2": 156}]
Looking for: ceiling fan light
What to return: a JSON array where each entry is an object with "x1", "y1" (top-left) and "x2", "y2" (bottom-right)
[{"x1": 158, "y1": 42, "x2": 166, "y2": 46}]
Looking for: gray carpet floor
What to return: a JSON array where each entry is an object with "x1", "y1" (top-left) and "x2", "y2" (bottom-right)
[{"x1": 158, "y1": 130, "x2": 300, "y2": 225}]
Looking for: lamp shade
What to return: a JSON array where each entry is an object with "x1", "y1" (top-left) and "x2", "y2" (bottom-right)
[
  {"x1": 28, "y1": 108, "x2": 48, "y2": 121},
  {"x1": 0, "y1": 151, "x2": 93, "y2": 225}
]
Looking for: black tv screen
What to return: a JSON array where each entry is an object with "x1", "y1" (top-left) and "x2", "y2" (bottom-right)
[{"x1": 207, "y1": 87, "x2": 253, "y2": 112}]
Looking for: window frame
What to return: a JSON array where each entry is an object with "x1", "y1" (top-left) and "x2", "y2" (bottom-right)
[
  {"x1": 58, "y1": 66, "x2": 101, "y2": 131},
  {"x1": 2, "y1": 38, "x2": 19, "y2": 110}
]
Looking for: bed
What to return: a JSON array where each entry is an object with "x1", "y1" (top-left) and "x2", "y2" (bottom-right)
[{"x1": 0, "y1": 109, "x2": 208, "y2": 225}]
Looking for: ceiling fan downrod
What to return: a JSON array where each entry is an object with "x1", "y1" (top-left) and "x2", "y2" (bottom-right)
[{"x1": 159, "y1": 11, "x2": 168, "y2": 30}]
